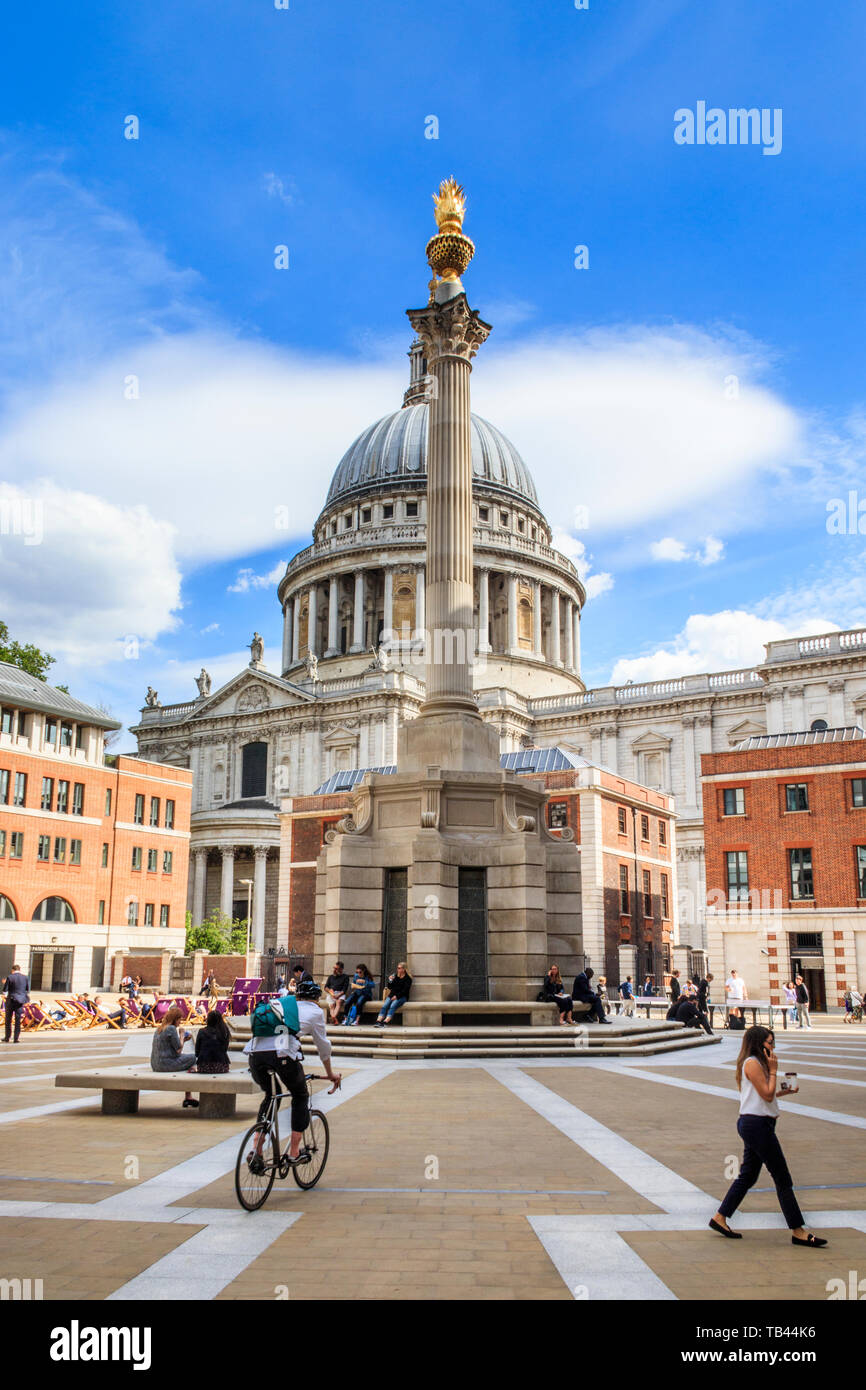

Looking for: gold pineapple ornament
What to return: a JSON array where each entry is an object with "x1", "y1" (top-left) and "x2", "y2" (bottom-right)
[{"x1": 426, "y1": 177, "x2": 475, "y2": 283}]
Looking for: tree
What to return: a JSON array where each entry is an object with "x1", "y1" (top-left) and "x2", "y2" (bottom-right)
[
  {"x1": 185, "y1": 910, "x2": 250, "y2": 955},
  {"x1": 0, "y1": 621, "x2": 55, "y2": 681}
]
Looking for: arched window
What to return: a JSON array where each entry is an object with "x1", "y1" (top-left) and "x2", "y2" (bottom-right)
[
  {"x1": 241, "y1": 741, "x2": 268, "y2": 799},
  {"x1": 0, "y1": 894, "x2": 17, "y2": 920},
  {"x1": 810, "y1": 719, "x2": 828, "y2": 732},
  {"x1": 32, "y1": 896, "x2": 76, "y2": 923}
]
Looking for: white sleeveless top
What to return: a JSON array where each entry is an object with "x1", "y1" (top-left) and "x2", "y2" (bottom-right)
[{"x1": 739, "y1": 1064, "x2": 779, "y2": 1118}]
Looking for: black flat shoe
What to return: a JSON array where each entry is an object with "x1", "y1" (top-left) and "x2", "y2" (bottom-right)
[
  {"x1": 708, "y1": 1218, "x2": 742, "y2": 1239},
  {"x1": 182, "y1": 1098, "x2": 199, "y2": 1108},
  {"x1": 792, "y1": 1233, "x2": 827, "y2": 1248}
]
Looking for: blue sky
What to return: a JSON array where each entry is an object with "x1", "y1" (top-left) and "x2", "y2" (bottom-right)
[{"x1": 0, "y1": 0, "x2": 864, "y2": 738}]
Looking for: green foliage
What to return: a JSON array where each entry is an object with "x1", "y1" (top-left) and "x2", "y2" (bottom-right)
[
  {"x1": 185, "y1": 910, "x2": 250, "y2": 955},
  {"x1": 0, "y1": 620, "x2": 55, "y2": 681}
]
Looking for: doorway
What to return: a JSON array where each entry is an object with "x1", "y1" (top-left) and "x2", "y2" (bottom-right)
[
  {"x1": 382, "y1": 868, "x2": 408, "y2": 990},
  {"x1": 29, "y1": 949, "x2": 73, "y2": 993},
  {"x1": 458, "y1": 868, "x2": 488, "y2": 1002}
]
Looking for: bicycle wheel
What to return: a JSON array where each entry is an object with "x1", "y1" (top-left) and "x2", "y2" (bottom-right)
[
  {"x1": 235, "y1": 1121, "x2": 278, "y2": 1211},
  {"x1": 291, "y1": 1108, "x2": 329, "y2": 1189}
]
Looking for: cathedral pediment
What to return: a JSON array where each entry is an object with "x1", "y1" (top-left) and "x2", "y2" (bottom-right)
[
  {"x1": 184, "y1": 668, "x2": 316, "y2": 721},
  {"x1": 630, "y1": 729, "x2": 673, "y2": 751},
  {"x1": 726, "y1": 718, "x2": 767, "y2": 746}
]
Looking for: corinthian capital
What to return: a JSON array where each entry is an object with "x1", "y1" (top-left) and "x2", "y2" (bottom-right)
[{"x1": 406, "y1": 294, "x2": 491, "y2": 365}]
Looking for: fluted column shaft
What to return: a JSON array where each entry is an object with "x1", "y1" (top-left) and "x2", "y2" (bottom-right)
[
  {"x1": 307, "y1": 584, "x2": 318, "y2": 657},
  {"x1": 507, "y1": 573, "x2": 519, "y2": 655},
  {"x1": 415, "y1": 564, "x2": 426, "y2": 640},
  {"x1": 351, "y1": 570, "x2": 365, "y2": 652},
  {"x1": 551, "y1": 589, "x2": 562, "y2": 666},
  {"x1": 326, "y1": 576, "x2": 339, "y2": 657},
  {"x1": 292, "y1": 595, "x2": 300, "y2": 665},
  {"x1": 253, "y1": 847, "x2": 268, "y2": 952},
  {"x1": 220, "y1": 847, "x2": 235, "y2": 919},
  {"x1": 383, "y1": 568, "x2": 394, "y2": 644},
  {"x1": 533, "y1": 581, "x2": 543, "y2": 657},
  {"x1": 478, "y1": 567, "x2": 490, "y2": 652},
  {"x1": 565, "y1": 597, "x2": 574, "y2": 670},
  {"x1": 573, "y1": 606, "x2": 581, "y2": 677},
  {"x1": 192, "y1": 848, "x2": 207, "y2": 927}
]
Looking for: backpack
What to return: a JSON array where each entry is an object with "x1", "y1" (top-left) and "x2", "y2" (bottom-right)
[{"x1": 251, "y1": 995, "x2": 299, "y2": 1039}]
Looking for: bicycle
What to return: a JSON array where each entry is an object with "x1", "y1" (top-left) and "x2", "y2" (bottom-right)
[{"x1": 234, "y1": 1071, "x2": 330, "y2": 1211}]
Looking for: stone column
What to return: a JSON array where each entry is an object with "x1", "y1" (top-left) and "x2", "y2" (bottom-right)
[
  {"x1": 564, "y1": 597, "x2": 574, "y2": 670},
  {"x1": 788, "y1": 684, "x2": 805, "y2": 730},
  {"x1": 383, "y1": 567, "x2": 394, "y2": 644},
  {"x1": 573, "y1": 606, "x2": 581, "y2": 677},
  {"x1": 281, "y1": 602, "x2": 291, "y2": 673},
  {"x1": 477, "y1": 566, "x2": 490, "y2": 652},
  {"x1": 828, "y1": 679, "x2": 846, "y2": 727},
  {"x1": 507, "y1": 573, "x2": 519, "y2": 654},
  {"x1": 307, "y1": 584, "x2": 318, "y2": 657},
  {"x1": 551, "y1": 589, "x2": 562, "y2": 666},
  {"x1": 325, "y1": 576, "x2": 340, "y2": 657},
  {"x1": 292, "y1": 594, "x2": 300, "y2": 665},
  {"x1": 219, "y1": 847, "x2": 235, "y2": 920},
  {"x1": 192, "y1": 847, "x2": 208, "y2": 927},
  {"x1": 415, "y1": 563, "x2": 426, "y2": 641},
  {"x1": 351, "y1": 570, "x2": 365, "y2": 652},
  {"x1": 253, "y1": 846, "x2": 268, "y2": 952},
  {"x1": 533, "y1": 580, "x2": 543, "y2": 658},
  {"x1": 682, "y1": 716, "x2": 697, "y2": 815}
]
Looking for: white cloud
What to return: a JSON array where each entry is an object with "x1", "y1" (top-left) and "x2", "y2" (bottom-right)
[
  {"x1": 200, "y1": 621, "x2": 220, "y2": 634},
  {"x1": 650, "y1": 535, "x2": 724, "y2": 565},
  {"x1": 263, "y1": 172, "x2": 295, "y2": 206},
  {"x1": 227, "y1": 560, "x2": 286, "y2": 594},
  {"x1": 551, "y1": 530, "x2": 614, "y2": 601}
]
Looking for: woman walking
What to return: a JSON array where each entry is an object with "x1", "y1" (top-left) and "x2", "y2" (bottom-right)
[{"x1": 710, "y1": 1025, "x2": 827, "y2": 1247}]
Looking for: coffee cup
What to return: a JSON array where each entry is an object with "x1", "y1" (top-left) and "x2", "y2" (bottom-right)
[{"x1": 781, "y1": 1071, "x2": 798, "y2": 1093}]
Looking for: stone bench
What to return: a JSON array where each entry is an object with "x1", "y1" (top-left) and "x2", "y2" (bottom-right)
[
  {"x1": 55, "y1": 1066, "x2": 259, "y2": 1118},
  {"x1": 324, "y1": 998, "x2": 592, "y2": 1027}
]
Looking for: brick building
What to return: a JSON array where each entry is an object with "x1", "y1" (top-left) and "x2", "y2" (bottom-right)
[
  {"x1": 280, "y1": 748, "x2": 680, "y2": 993},
  {"x1": 701, "y1": 725, "x2": 866, "y2": 1012},
  {"x1": 0, "y1": 663, "x2": 191, "y2": 992}
]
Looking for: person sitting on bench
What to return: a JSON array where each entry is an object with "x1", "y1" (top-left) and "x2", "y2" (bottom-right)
[{"x1": 571, "y1": 967, "x2": 610, "y2": 1024}]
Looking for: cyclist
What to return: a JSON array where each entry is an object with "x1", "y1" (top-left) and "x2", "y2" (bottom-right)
[{"x1": 244, "y1": 979, "x2": 341, "y2": 1170}]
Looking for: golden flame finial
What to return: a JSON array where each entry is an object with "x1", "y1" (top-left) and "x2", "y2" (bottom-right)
[{"x1": 432, "y1": 177, "x2": 466, "y2": 235}]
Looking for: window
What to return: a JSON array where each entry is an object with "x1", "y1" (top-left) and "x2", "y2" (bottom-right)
[
  {"x1": 45, "y1": 718, "x2": 57, "y2": 746},
  {"x1": 37, "y1": 835, "x2": 51, "y2": 862},
  {"x1": 72, "y1": 783, "x2": 84, "y2": 815},
  {"x1": 405, "y1": 500, "x2": 418, "y2": 518},
  {"x1": 75, "y1": 725, "x2": 85, "y2": 750},
  {"x1": 499, "y1": 511, "x2": 509, "y2": 526},
  {"x1": 163, "y1": 850, "x2": 173, "y2": 874},
  {"x1": 0, "y1": 769, "x2": 8, "y2": 803},
  {"x1": 617, "y1": 807, "x2": 627, "y2": 834},
  {"x1": 70, "y1": 839, "x2": 82, "y2": 865},
  {"x1": 383, "y1": 503, "x2": 394, "y2": 519},
  {"x1": 128, "y1": 901, "x2": 139, "y2": 927},
  {"x1": 479, "y1": 506, "x2": 489, "y2": 522},
  {"x1": 241, "y1": 741, "x2": 268, "y2": 799},
  {"x1": 97, "y1": 900, "x2": 105, "y2": 925},
  {"x1": 785, "y1": 783, "x2": 809, "y2": 812},
  {"x1": 723, "y1": 787, "x2": 745, "y2": 816},
  {"x1": 13, "y1": 772, "x2": 26, "y2": 806},
  {"x1": 658, "y1": 819, "x2": 667, "y2": 846},
  {"x1": 41, "y1": 777, "x2": 54, "y2": 811},
  {"x1": 810, "y1": 718, "x2": 828, "y2": 732},
  {"x1": 726, "y1": 850, "x2": 749, "y2": 903},
  {"x1": 53, "y1": 837, "x2": 66, "y2": 864},
  {"x1": 517, "y1": 517, "x2": 525, "y2": 533},
  {"x1": 144, "y1": 903, "x2": 154, "y2": 927},
  {"x1": 789, "y1": 848, "x2": 814, "y2": 900},
  {"x1": 165, "y1": 799, "x2": 175, "y2": 830},
  {"x1": 56, "y1": 780, "x2": 69, "y2": 814},
  {"x1": 32, "y1": 896, "x2": 75, "y2": 922},
  {"x1": 60, "y1": 722, "x2": 72, "y2": 748},
  {"x1": 661, "y1": 873, "x2": 669, "y2": 918},
  {"x1": 343, "y1": 512, "x2": 352, "y2": 530},
  {"x1": 852, "y1": 779, "x2": 866, "y2": 808},
  {"x1": 16, "y1": 714, "x2": 28, "y2": 741},
  {"x1": 101, "y1": 843, "x2": 109, "y2": 868},
  {"x1": 640, "y1": 814, "x2": 649, "y2": 841},
  {"x1": 548, "y1": 801, "x2": 568, "y2": 829},
  {"x1": 0, "y1": 829, "x2": 5, "y2": 856},
  {"x1": 134, "y1": 794, "x2": 144, "y2": 825},
  {"x1": 361, "y1": 507, "x2": 371, "y2": 524},
  {"x1": 856, "y1": 846, "x2": 866, "y2": 898},
  {"x1": 0, "y1": 894, "x2": 16, "y2": 919},
  {"x1": 159, "y1": 904, "x2": 169, "y2": 928},
  {"x1": 147, "y1": 848, "x2": 158, "y2": 872},
  {"x1": 105, "y1": 787, "x2": 112, "y2": 817},
  {"x1": 642, "y1": 869, "x2": 652, "y2": 917},
  {"x1": 10, "y1": 832, "x2": 23, "y2": 858},
  {"x1": 150, "y1": 797, "x2": 159, "y2": 826},
  {"x1": 1, "y1": 708, "x2": 12, "y2": 735},
  {"x1": 619, "y1": 864, "x2": 629, "y2": 914},
  {"x1": 132, "y1": 846, "x2": 142, "y2": 870},
  {"x1": 329, "y1": 519, "x2": 336, "y2": 536}
]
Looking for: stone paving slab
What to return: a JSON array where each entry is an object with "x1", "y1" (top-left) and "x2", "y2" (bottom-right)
[{"x1": 0, "y1": 1216, "x2": 201, "y2": 1300}]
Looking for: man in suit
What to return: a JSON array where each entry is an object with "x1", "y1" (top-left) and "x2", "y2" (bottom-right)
[
  {"x1": 697, "y1": 973, "x2": 713, "y2": 1014},
  {"x1": 571, "y1": 967, "x2": 610, "y2": 1024},
  {"x1": 3, "y1": 964, "x2": 30, "y2": 1043},
  {"x1": 669, "y1": 970, "x2": 682, "y2": 1006}
]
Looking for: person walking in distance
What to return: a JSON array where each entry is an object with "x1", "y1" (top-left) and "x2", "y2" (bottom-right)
[
  {"x1": 618, "y1": 976, "x2": 635, "y2": 1017},
  {"x1": 794, "y1": 974, "x2": 812, "y2": 1029},
  {"x1": 710, "y1": 1025, "x2": 826, "y2": 1248},
  {"x1": 669, "y1": 970, "x2": 682, "y2": 1007},
  {"x1": 2, "y1": 964, "x2": 29, "y2": 1043},
  {"x1": 697, "y1": 973, "x2": 713, "y2": 1016}
]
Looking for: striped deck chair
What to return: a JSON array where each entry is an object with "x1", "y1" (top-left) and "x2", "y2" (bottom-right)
[
  {"x1": 83, "y1": 1000, "x2": 127, "y2": 1030},
  {"x1": 123, "y1": 998, "x2": 155, "y2": 1029},
  {"x1": 22, "y1": 1002, "x2": 65, "y2": 1032},
  {"x1": 61, "y1": 998, "x2": 96, "y2": 1027}
]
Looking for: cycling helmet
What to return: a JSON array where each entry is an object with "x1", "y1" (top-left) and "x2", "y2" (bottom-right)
[{"x1": 295, "y1": 978, "x2": 322, "y2": 1001}]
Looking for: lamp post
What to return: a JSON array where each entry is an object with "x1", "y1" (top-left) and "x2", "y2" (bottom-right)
[{"x1": 239, "y1": 878, "x2": 253, "y2": 977}]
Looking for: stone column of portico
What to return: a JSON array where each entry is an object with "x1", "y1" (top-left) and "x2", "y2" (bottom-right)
[
  {"x1": 551, "y1": 589, "x2": 562, "y2": 666},
  {"x1": 573, "y1": 606, "x2": 581, "y2": 677},
  {"x1": 383, "y1": 567, "x2": 394, "y2": 645},
  {"x1": 565, "y1": 597, "x2": 574, "y2": 670},
  {"x1": 507, "y1": 574, "x2": 519, "y2": 654},
  {"x1": 253, "y1": 846, "x2": 268, "y2": 951},
  {"x1": 325, "y1": 576, "x2": 340, "y2": 657},
  {"x1": 307, "y1": 584, "x2": 318, "y2": 657},
  {"x1": 281, "y1": 603, "x2": 290, "y2": 673},
  {"x1": 292, "y1": 595, "x2": 300, "y2": 665},
  {"x1": 532, "y1": 580, "x2": 543, "y2": 658},
  {"x1": 350, "y1": 570, "x2": 365, "y2": 652},
  {"x1": 192, "y1": 847, "x2": 208, "y2": 927},
  {"x1": 219, "y1": 847, "x2": 235, "y2": 919},
  {"x1": 415, "y1": 564, "x2": 426, "y2": 642},
  {"x1": 477, "y1": 566, "x2": 490, "y2": 652}
]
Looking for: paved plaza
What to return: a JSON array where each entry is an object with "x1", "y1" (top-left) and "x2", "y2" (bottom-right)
[{"x1": 0, "y1": 1025, "x2": 864, "y2": 1301}]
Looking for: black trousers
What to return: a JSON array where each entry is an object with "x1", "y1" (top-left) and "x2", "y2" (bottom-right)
[
  {"x1": 576, "y1": 993, "x2": 606, "y2": 1023},
  {"x1": 4, "y1": 1003, "x2": 23, "y2": 1042},
  {"x1": 719, "y1": 1115, "x2": 804, "y2": 1229},
  {"x1": 248, "y1": 1051, "x2": 309, "y2": 1133}
]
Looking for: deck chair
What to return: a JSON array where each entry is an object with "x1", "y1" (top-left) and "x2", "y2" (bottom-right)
[
  {"x1": 83, "y1": 1001, "x2": 127, "y2": 1030},
  {"x1": 22, "y1": 1002, "x2": 65, "y2": 1031}
]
